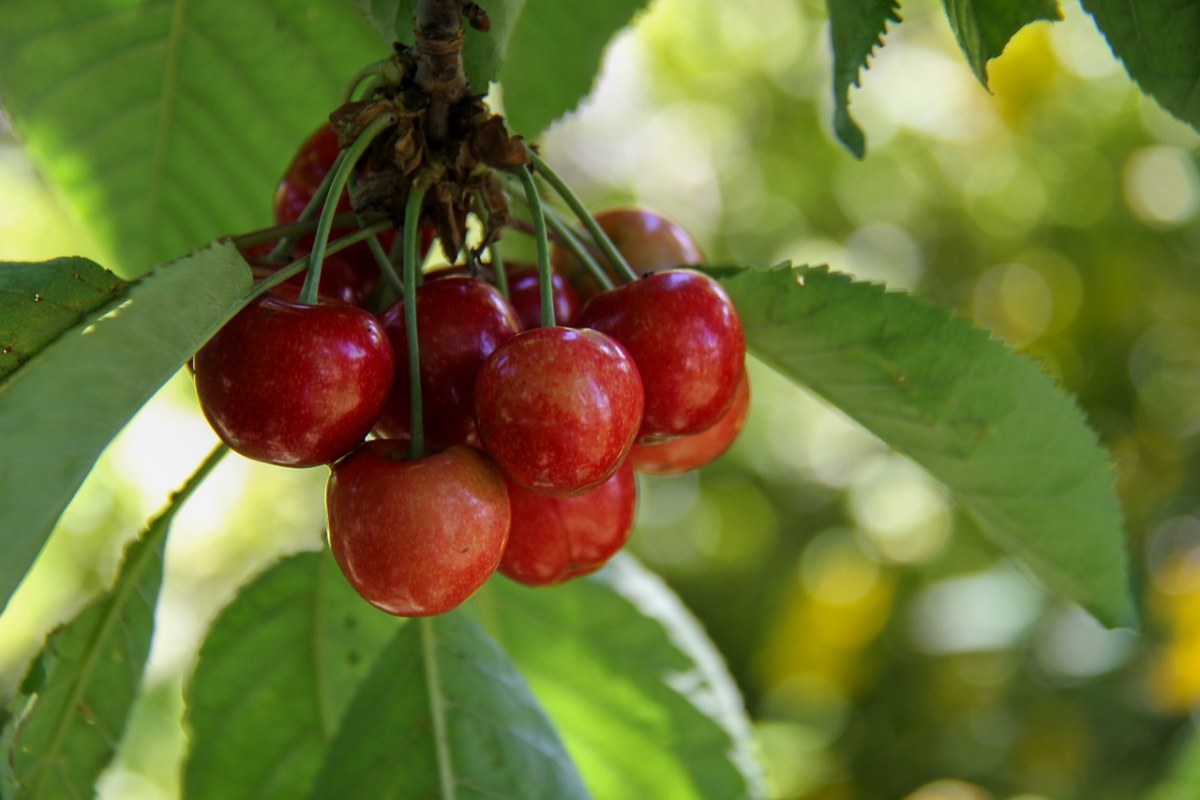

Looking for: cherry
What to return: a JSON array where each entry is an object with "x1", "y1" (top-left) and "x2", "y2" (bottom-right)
[
  {"x1": 629, "y1": 369, "x2": 750, "y2": 475},
  {"x1": 577, "y1": 269, "x2": 744, "y2": 442},
  {"x1": 552, "y1": 208, "x2": 705, "y2": 298},
  {"x1": 505, "y1": 263, "x2": 581, "y2": 329},
  {"x1": 327, "y1": 441, "x2": 510, "y2": 616},
  {"x1": 193, "y1": 296, "x2": 393, "y2": 467},
  {"x1": 375, "y1": 277, "x2": 521, "y2": 448},
  {"x1": 474, "y1": 326, "x2": 644, "y2": 496},
  {"x1": 499, "y1": 463, "x2": 637, "y2": 586}
]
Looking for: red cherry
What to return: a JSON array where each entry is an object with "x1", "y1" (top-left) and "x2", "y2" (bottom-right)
[
  {"x1": 578, "y1": 269, "x2": 744, "y2": 442},
  {"x1": 630, "y1": 369, "x2": 750, "y2": 475},
  {"x1": 552, "y1": 208, "x2": 705, "y2": 299},
  {"x1": 474, "y1": 326, "x2": 644, "y2": 496},
  {"x1": 499, "y1": 463, "x2": 637, "y2": 586},
  {"x1": 327, "y1": 441, "x2": 510, "y2": 616},
  {"x1": 505, "y1": 263, "x2": 581, "y2": 329},
  {"x1": 376, "y1": 277, "x2": 521, "y2": 448},
  {"x1": 273, "y1": 123, "x2": 352, "y2": 225},
  {"x1": 193, "y1": 297, "x2": 393, "y2": 467}
]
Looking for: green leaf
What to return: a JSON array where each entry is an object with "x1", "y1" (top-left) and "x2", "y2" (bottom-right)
[
  {"x1": 1080, "y1": 0, "x2": 1200, "y2": 134},
  {"x1": 0, "y1": 258, "x2": 125, "y2": 381},
  {"x1": 2, "y1": 446, "x2": 226, "y2": 800},
  {"x1": 474, "y1": 555, "x2": 765, "y2": 800},
  {"x1": 307, "y1": 613, "x2": 588, "y2": 800},
  {"x1": 0, "y1": 1, "x2": 387, "y2": 273},
  {"x1": 183, "y1": 551, "x2": 397, "y2": 800},
  {"x1": 714, "y1": 264, "x2": 1136, "y2": 628},
  {"x1": 825, "y1": 0, "x2": 902, "y2": 158},
  {"x1": 940, "y1": 0, "x2": 1061, "y2": 85},
  {"x1": 0, "y1": 243, "x2": 252, "y2": 612},
  {"x1": 498, "y1": 0, "x2": 650, "y2": 137},
  {"x1": 354, "y1": 0, "x2": 648, "y2": 137}
]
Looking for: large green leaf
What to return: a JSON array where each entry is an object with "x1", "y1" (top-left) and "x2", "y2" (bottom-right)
[
  {"x1": 354, "y1": 0, "x2": 648, "y2": 137},
  {"x1": 183, "y1": 552, "x2": 397, "y2": 800},
  {"x1": 825, "y1": 0, "x2": 902, "y2": 158},
  {"x1": 1, "y1": 446, "x2": 226, "y2": 800},
  {"x1": 474, "y1": 555, "x2": 765, "y2": 800},
  {"x1": 940, "y1": 0, "x2": 1061, "y2": 85},
  {"x1": 0, "y1": 1, "x2": 387, "y2": 273},
  {"x1": 0, "y1": 258, "x2": 124, "y2": 381},
  {"x1": 307, "y1": 612, "x2": 588, "y2": 799},
  {"x1": 0, "y1": 243, "x2": 251, "y2": 612},
  {"x1": 1080, "y1": 0, "x2": 1200, "y2": 135},
  {"x1": 714, "y1": 265, "x2": 1135, "y2": 628}
]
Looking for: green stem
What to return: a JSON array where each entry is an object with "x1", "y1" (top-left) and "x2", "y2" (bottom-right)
[
  {"x1": 404, "y1": 180, "x2": 430, "y2": 459},
  {"x1": 231, "y1": 212, "x2": 361, "y2": 254},
  {"x1": 341, "y1": 58, "x2": 387, "y2": 103},
  {"x1": 512, "y1": 165, "x2": 555, "y2": 328},
  {"x1": 490, "y1": 240, "x2": 509, "y2": 299},
  {"x1": 299, "y1": 112, "x2": 398, "y2": 305},
  {"x1": 526, "y1": 147, "x2": 638, "y2": 284},
  {"x1": 267, "y1": 162, "x2": 343, "y2": 262},
  {"x1": 251, "y1": 222, "x2": 390, "y2": 299},
  {"x1": 543, "y1": 207, "x2": 615, "y2": 291}
]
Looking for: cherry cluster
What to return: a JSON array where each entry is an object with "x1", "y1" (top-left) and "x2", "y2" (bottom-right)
[{"x1": 192, "y1": 124, "x2": 750, "y2": 617}]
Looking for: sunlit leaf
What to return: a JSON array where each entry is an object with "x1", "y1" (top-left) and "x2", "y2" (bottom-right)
[
  {"x1": 825, "y1": 0, "x2": 902, "y2": 158},
  {"x1": 0, "y1": 1, "x2": 387, "y2": 273},
  {"x1": 474, "y1": 555, "x2": 766, "y2": 800},
  {"x1": 354, "y1": 0, "x2": 648, "y2": 137},
  {"x1": 307, "y1": 613, "x2": 588, "y2": 800},
  {"x1": 184, "y1": 551, "x2": 397, "y2": 800},
  {"x1": 1, "y1": 446, "x2": 225, "y2": 800},
  {"x1": 0, "y1": 243, "x2": 251, "y2": 611},
  {"x1": 940, "y1": 0, "x2": 1061, "y2": 84},
  {"x1": 0, "y1": 258, "x2": 124, "y2": 381},
  {"x1": 714, "y1": 264, "x2": 1136, "y2": 628},
  {"x1": 1080, "y1": 0, "x2": 1200, "y2": 135}
]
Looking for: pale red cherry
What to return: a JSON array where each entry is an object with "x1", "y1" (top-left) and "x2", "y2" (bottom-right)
[
  {"x1": 577, "y1": 269, "x2": 744, "y2": 442},
  {"x1": 193, "y1": 296, "x2": 393, "y2": 467},
  {"x1": 630, "y1": 370, "x2": 750, "y2": 475},
  {"x1": 327, "y1": 441, "x2": 510, "y2": 616},
  {"x1": 551, "y1": 207, "x2": 705, "y2": 299},
  {"x1": 375, "y1": 277, "x2": 521, "y2": 448},
  {"x1": 499, "y1": 463, "x2": 637, "y2": 586},
  {"x1": 474, "y1": 326, "x2": 643, "y2": 496}
]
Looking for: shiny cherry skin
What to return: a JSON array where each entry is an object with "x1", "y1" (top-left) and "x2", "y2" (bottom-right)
[
  {"x1": 630, "y1": 369, "x2": 750, "y2": 475},
  {"x1": 327, "y1": 441, "x2": 510, "y2": 616},
  {"x1": 577, "y1": 269, "x2": 744, "y2": 442},
  {"x1": 505, "y1": 263, "x2": 581, "y2": 329},
  {"x1": 376, "y1": 277, "x2": 521, "y2": 448},
  {"x1": 194, "y1": 296, "x2": 393, "y2": 467},
  {"x1": 474, "y1": 326, "x2": 644, "y2": 496},
  {"x1": 552, "y1": 207, "x2": 705, "y2": 299},
  {"x1": 499, "y1": 462, "x2": 637, "y2": 586}
]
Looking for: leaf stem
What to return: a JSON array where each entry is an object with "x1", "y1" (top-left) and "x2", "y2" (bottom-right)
[
  {"x1": 419, "y1": 617, "x2": 457, "y2": 800},
  {"x1": 512, "y1": 165, "x2": 555, "y2": 328},
  {"x1": 299, "y1": 112, "x2": 398, "y2": 305},
  {"x1": 526, "y1": 147, "x2": 637, "y2": 284},
  {"x1": 404, "y1": 179, "x2": 430, "y2": 459}
]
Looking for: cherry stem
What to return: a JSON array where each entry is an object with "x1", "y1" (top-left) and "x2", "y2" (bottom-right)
[
  {"x1": 250, "y1": 222, "x2": 390, "y2": 298},
  {"x1": 512, "y1": 164, "x2": 555, "y2": 328},
  {"x1": 299, "y1": 112, "x2": 399, "y2": 306},
  {"x1": 404, "y1": 179, "x2": 430, "y2": 459},
  {"x1": 526, "y1": 148, "x2": 638, "y2": 284},
  {"x1": 231, "y1": 212, "x2": 361, "y2": 253},
  {"x1": 348, "y1": 172, "x2": 404, "y2": 297},
  {"x1": 543, "y1": 207, "x2": 615, "y2": 291},
  {"x1": 266, "y1": 161, "x2": 341, "y2": 262},
  {"x1": 341, "y1": 59, "x2": 387, "y2": 103},
  {"x1": 490, "y1": 240, "x2": 509, "y2": 299}
]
